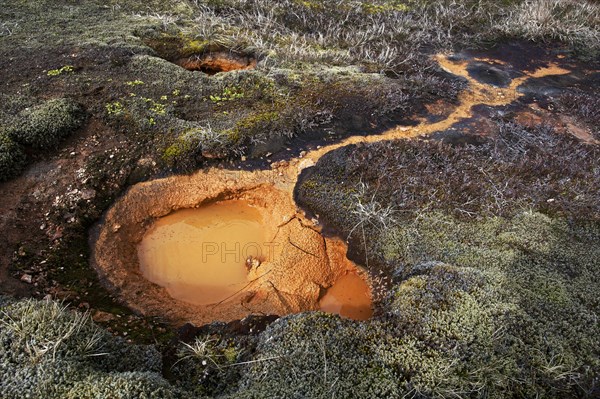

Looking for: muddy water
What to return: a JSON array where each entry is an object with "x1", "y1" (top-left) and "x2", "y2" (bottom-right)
[
  {"x1": 138, "y1": 201, "x2": 266, "y2": 305},
  {"x1": 319, "y1": 272, "x2": 373, "y2": 320}
]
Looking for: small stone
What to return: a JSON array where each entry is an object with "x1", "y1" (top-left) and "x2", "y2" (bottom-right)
[
  {"x1": 298, "y1": 159, "x2": 315, "y2": 170},
  {"x1": 111, "y1": 224, "x2": 121, "y2": 233},
  {"x1": 136, "y1": 158, "x2": 153, "y2": 167},
  {"x1": 20, "y1": 274, "x2": 33, "y2": 284},
  {"x1": 245, "y1": 256, "x2": 261, "y2": 271},
  {"x1": 93, "y1": 310, "x2": 118, "y2": 323},
  {"x1": 81, "y1": 189, "x2": 96, "y2": 200}
]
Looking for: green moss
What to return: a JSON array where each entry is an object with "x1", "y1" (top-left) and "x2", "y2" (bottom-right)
[
  {"x1": 234, "y1": 313, "x2": 401, "y2": 399},
  {"x1": 105, "y1": 101, "x2": 125, "y2": 117},
  {"x1": 162, "y1": 128, "x2": 199, "y2": 165},
  {"x1": 225, "y1": 111, "x2": 282, "y2": 143},
  {"x1": 169, "y1": 335, "x2": 245, "y2": 397},
  {"x1": 0, "y1": 132, "x2": 27, "y2": 182},
  {"x1": 125, "y1": 80, "x2": 145, "y2": 86},
  {"x1": 64, "y1": 372, "x2": 178, "y2": 399},
  {"x1": 222, "y1": 346, "x2": 238, "y2": 364},
  {"x1": 234, "y1": 212, "x2": 599, "y2": 397},
  {"x1": 47, "y1": 65, "x2": 74, "y2": 77},
  {"x1": 180, "y1": 37, "x2": 210, "y2": 57},
  {"x1": 295, "y1": 130, "x2": 600, "y2": 396},
  {"x1": 209, "y1": 86, "x2": 245, "y2": 105},
  {"x1": 0, "y1": 299, "x2": 180, "y2": 399},
  {"x1": 8, "y1": 98, "x2": 85, "y2": 149}
]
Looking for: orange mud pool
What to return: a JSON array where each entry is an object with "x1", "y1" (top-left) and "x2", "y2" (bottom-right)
[
  {"x1": 319, "y1": 272, "x2": 373, "y2": 320},
  {"x1": 138, "y1": 200, "x2": 373, "y2": 319}
]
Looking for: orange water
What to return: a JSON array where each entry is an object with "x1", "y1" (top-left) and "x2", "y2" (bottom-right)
[
  {"x1": 137, "y1": 200, "x2": 265, "y2": 305},
  {"x1": 319, "y1": 272, "x2": 373, "y2": 320}
]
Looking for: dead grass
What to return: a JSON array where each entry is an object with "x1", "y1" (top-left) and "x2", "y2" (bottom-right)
[
  {"x1": 299, "y1": 119, "x2": 599, "y2": 228},
  {"x1": 180, "y1": 0, "x2": 600, "y2": 73}
]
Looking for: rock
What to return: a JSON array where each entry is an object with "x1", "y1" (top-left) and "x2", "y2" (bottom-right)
[
  {"x1": 466, "y1": 62, "x2": 512, "y2": 88},
  {"x1": 245, "y1": 256, "x2": 261, "y2": 271},
  {"x1": 92, "y1": 310, "x2": 118, "y2": 323},
  {"x1": 81, "y1": 189, "x2": 96, "y2": 200},
  {"x1": 20, "y1": 274, "x2": 33, "y2": 284},
  {"x1": 136, "y1": 158, "x2": 154, "y2": 167}
]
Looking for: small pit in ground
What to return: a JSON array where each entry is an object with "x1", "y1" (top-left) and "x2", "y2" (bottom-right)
[
  {"x1": 143, "y1": 36, "x2": 256, "y2": 74},
  {"x1": 91, "y1": 171, "x2": 372, "y2": 325},
  {"x1": 176, "y1": 51, "x2": 257, "y2": 74}
]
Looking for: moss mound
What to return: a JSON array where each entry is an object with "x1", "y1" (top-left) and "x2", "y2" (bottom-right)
[
  {"x1": 0, "y1": 299, "x2": 179, "y2": 398},
  {"x1": 8, "y1": 98, "x2": 85, "y2": 149},
  {"x1": 0, "y1": 132, "x2": 27, "y2": 181},
  {"x1": 231, "y1": 212, "x2": 600, "y2": 398}
]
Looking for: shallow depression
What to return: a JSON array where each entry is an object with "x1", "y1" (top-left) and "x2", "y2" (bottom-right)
[{"x1": 137, "y1": 200, "x2": 265, "y2": 306}]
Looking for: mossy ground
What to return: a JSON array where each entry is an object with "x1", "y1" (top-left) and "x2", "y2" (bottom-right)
[
  {"x1": 0, "y1": 0, "x2": 599, "y2": 397},
  {"x1": 293, "y1": 118, "x2": 600, "y2": 398}
]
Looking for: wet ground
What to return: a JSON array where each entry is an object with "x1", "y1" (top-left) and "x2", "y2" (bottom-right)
[
  {"x1": 1, "y1": 40, "x2": 597, "y2": 334},
  {"x1": 89, "y1": 46, "x2": 600, "y2": 327}
]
